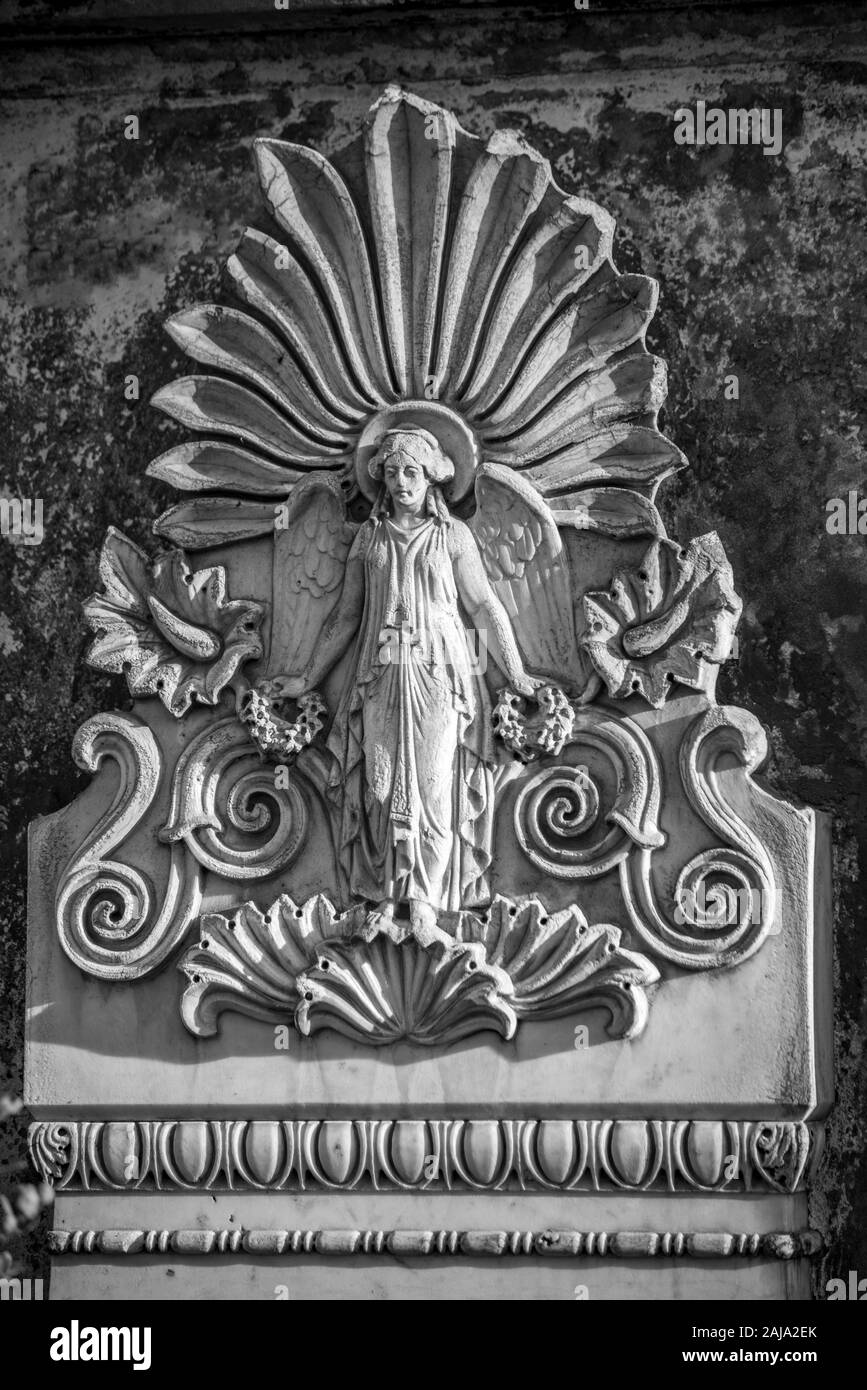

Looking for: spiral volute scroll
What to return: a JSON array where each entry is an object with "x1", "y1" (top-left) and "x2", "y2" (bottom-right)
[
  {"x1": 620, "y1": 706, "x2": 777, "y2": 968},
  {"x1": 513, "y1": 706, "x2": 665, "y2": 879},
  {"x1": 161, "y1": 717, "x2": 308, "y2": 880},
  {"x1": 55, "y1": 713, "x2": 201, "y2": 980}
]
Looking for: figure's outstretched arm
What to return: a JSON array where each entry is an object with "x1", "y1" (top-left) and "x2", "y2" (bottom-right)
[{"x1": 452, "y1": 536, "x2": 537, "y2": 697}]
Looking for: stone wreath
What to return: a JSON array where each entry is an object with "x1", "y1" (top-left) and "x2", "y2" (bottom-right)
[
  {"x1": 239, "y1": 685, "x2": 327, "y2": 759},
  {"x1": 492, "y1": 684, "x2": 575, "y2": 761}
]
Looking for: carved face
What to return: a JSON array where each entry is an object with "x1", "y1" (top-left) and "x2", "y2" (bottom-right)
[{"x1": 382, "y1": 452, "x2": 429, "y2": 510}]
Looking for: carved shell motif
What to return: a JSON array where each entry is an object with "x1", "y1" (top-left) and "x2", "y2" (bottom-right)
[
  {"x1": 178, "y1": 893, "x2": 658, "y2": 1045},
  {"x1": 148, "y1": 86, "x2": 684, "y2": 548}
]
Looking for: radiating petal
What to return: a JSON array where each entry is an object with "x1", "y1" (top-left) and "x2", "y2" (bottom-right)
[
  {"x1": 147, "y1": 441, "x2": 306, "y2": 496},
  {"x1": 460, "y1": 194, "x2": 615, "y2": 409},
  {"x1": 433, "y1": 130, "x2": 551, "y2": 396},
  {"x1": 154, "y1": 496, "x2": 277, "y2": 549},
  {"x1": 165, "y1": 306, "x2": 353, "y2": 446},
  {"x1": 550, "y1": 487, "x2": 665, "y2": 537},
  {"x1": 516, "y1": 425, "x2": 686, "y2": 496},
  {"x1": 151, "y1": 377, "x2": 342, "y2": 466},
  {"x1": 482, "y1": 353, "x2": 667, "y2": 461},
  {"x1": 255, "y1": 138, "x2": 397, "y2": 403},
  {"x1": 477, "y1": 274, "x2": 658, "y2": 426},
  {"x1": 364, "y1": 88, "x2": 455, "y2": 398},
  {"x1": 228, "y1": 229, "x2": 370, "y2": 419}
]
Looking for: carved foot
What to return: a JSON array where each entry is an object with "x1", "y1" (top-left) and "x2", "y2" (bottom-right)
[
  {"x1": 409, "y1": 899, "x2": 442, "y2": 948},
  {"x1": 360, "y1": 899, "x2": 411, "y2": 944}
]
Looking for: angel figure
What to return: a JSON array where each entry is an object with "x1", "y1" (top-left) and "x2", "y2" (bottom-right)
[{"x1": 266, "y1": 425, "x2": 584, "y2": 937}]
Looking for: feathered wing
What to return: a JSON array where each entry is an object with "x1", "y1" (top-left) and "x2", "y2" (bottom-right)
[
  {"x1": 468, "y1": 462, "x2": 587, "y2": 687},
  {"x1": 268, "y1": 475, "x2": 357, "y2": 677}
]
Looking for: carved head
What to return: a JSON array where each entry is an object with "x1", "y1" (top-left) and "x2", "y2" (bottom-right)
[{"x1": 369, "y1": 427, "x2": 455, "y2": 517}]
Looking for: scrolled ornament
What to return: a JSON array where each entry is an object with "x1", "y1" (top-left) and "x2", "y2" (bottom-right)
[
  {"x1": 161, "y1": 717, "x2": 309, "y2": 880},
  {"x1": 28, "y1": 1122, "x2": 72, "y2": 1182},
  {"x1": 513, "y1": 707, "x2": 665, "y2": 879},
  {"x1": 516, "y1": 764, "x2": 601, "y2": 866},
  {"x1": 54, "y1": 713, "x2": 202, "y2": 980},
  {"x1": 620, "y1": 706, "x2": 777, "y2": 968}
]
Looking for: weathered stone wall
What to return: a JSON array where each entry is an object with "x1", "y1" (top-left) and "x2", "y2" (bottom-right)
[{"x1": 1, "y1": 0, "x2": 864, "y2": 1293}]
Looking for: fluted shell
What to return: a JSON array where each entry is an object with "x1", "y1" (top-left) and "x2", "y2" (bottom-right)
[
  {"x1": 149, "y1": 87, "x2": 684, "y2": 547},
  {"x1": 178, "y1": 891, "x2": 659, "y2": 1045}
]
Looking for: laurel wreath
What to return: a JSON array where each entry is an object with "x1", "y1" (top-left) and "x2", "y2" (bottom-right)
[
  {"x1": 492, "y1": 684, "x2": 575, "y2": 761},
  {"x1": 239, "y1": 685, "x2": 327, "y2": 760}
]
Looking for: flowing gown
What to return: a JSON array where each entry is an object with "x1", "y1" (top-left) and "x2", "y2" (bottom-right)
[{"x1": 327, "y1": 515, "x2": 495, "y2": 911}]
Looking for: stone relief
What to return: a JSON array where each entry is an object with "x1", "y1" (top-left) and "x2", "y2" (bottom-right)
[
  {"x1": 55, "y1": 87, "x2": 785, "y2": 1045},
  {"x1": 48, "y1": 1228, "x2": 821, "y2": 1261},
  {"x1": 30, "y1": 1119, "x2": 822, "y2": 1195},
  {"x1": 179, "y1": 894, "x2": 656, "y2": 1044},
  {"x1": 582, "y1": 533, "x2": 742, "y2": 707}
]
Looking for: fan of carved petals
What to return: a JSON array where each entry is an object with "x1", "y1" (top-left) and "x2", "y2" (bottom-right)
[
  {"x1": 457, "y1": 896, "x2": 659, "y2": 1039},
  {"x1": 178, "y1": 892, "x2": 659, "y2": 1044},
  {"x1": 149, "y1": 87, "x2": 684, "y2": 548}
]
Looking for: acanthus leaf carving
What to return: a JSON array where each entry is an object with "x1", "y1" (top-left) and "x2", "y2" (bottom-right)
[
  {"x1": 294, "y1": 933, "x2": 516, "y2": 1047},
  {"x1": 83, "y1": 527, "x2": 264, "y2": 716},
  {"x1": 581, "y1": 533, "x2": 742, "y2": 708},
  {"x1": 456, "y1": 898, "x2": 659, "y2": 1040}
]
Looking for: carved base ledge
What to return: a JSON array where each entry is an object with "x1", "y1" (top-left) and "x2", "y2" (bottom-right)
[
  {"x1": 30, "y1": 1119, "x2": 824, "y2": 1194},
  {"x1": 49, "y1": 1228, "x2": 823, "y2": 1260}
]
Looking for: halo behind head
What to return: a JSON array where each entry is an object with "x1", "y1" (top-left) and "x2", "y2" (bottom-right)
[
  {"x1": 370, "y1": 426, "x2": 455, "y2": 486},
  {"x1": 355, "y1": 401, "x2": 479, "y2": 503}
]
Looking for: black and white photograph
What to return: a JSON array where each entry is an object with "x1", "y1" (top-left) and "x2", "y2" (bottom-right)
[{"x1": 0, "y1": 0, "x2": 864, "y2": 1343}]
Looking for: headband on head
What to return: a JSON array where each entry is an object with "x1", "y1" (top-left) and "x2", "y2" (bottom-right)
[{"x1": 368, "y1": 425, "x2": 455, "y2": 485}]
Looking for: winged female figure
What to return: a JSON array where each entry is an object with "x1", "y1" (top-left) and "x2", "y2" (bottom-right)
[{"x1": 264, "y1": 425, "x2": 586, "y2": 938}]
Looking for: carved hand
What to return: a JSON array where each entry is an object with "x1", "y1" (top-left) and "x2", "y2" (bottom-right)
[
  {"x1": 513, "y1": 673, "x2": 544, "y2": 699},
  {"x1": 260, "y1": 674, "x2": 307, "y2": 701}
]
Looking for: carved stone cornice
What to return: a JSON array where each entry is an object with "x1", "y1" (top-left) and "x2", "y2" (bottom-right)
[
  {"x1": 48, "y1": 1228, "x2": 823, "y2": 1260},
  {"x1": 30, "y1": 1119, "x2": 824, "y2": 1194}
]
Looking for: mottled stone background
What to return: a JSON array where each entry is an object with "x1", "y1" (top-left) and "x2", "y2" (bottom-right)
[{"x1": 1, "y1": 0, "x2": 864, "y2": 1293}]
